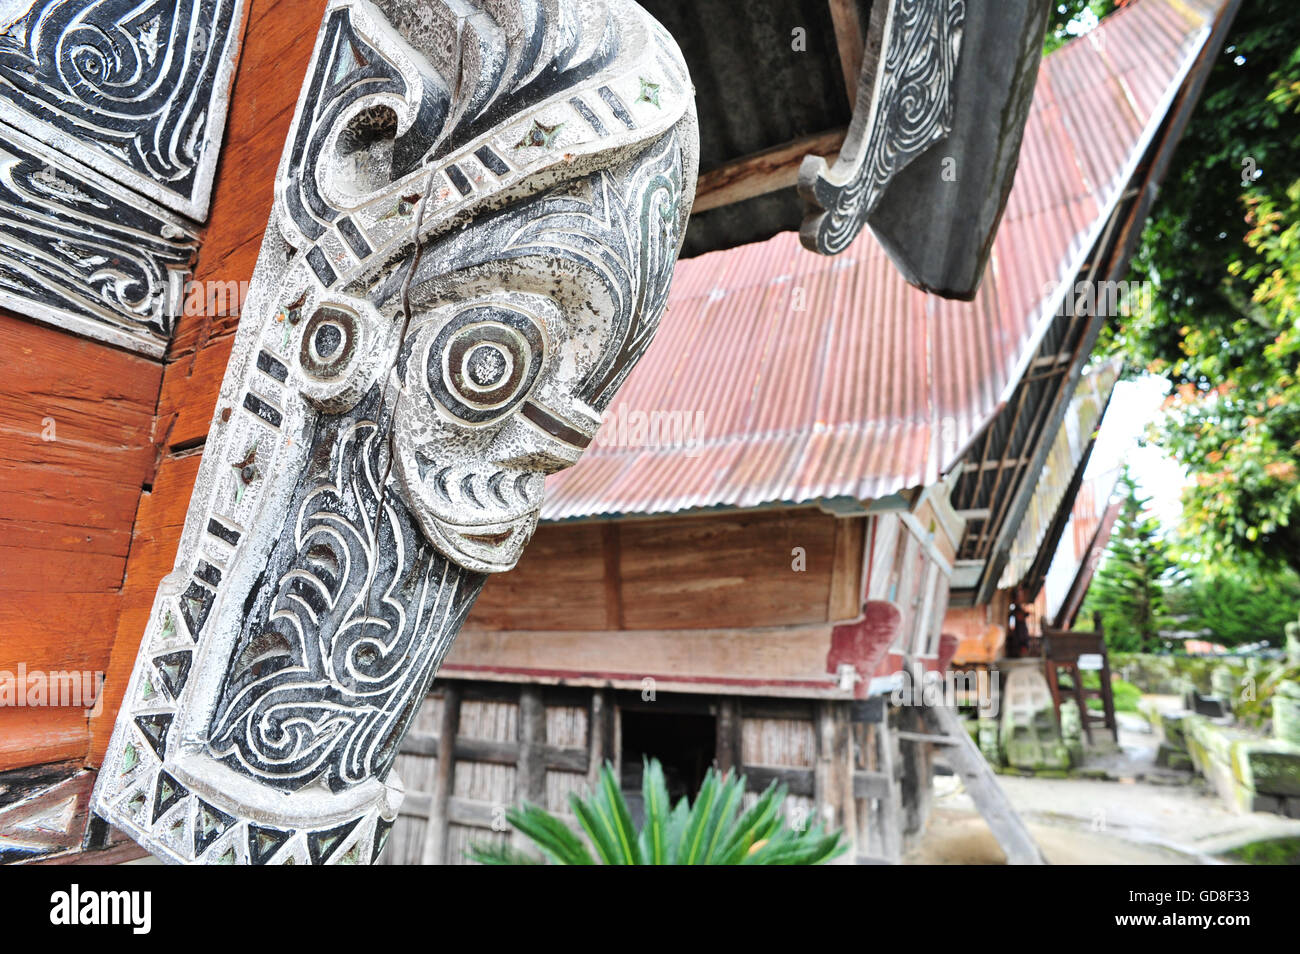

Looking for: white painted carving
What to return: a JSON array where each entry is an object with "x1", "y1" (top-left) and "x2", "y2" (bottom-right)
[
  {"x1": 91, "y1": 0, "x2": 698, "y2": 865},
  {"x1": 799, "y1": 0, "x2": 965, "y2": 255}
]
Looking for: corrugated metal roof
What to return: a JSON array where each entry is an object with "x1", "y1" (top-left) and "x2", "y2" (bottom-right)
[{"x1": 540, "y1": 0, "x2": 1224, "y2": 522}]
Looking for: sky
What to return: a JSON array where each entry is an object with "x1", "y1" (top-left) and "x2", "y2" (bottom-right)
[{"x1": 1086, "y1": 374, "x2": 1188, "y2": 531}]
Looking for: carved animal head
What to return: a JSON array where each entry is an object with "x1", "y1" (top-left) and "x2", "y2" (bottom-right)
[{"x1": 90, "y1": 0, "x2": 697, "y2": 864}]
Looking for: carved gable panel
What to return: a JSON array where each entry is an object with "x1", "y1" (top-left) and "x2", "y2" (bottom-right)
[{"x1": 0, "y1": 0, "x2": 247, "y2": 354}]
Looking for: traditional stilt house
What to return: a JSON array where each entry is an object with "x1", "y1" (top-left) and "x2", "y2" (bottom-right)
[
  {"x1": 382, "y1": 0, "x2": 1237, "y2": 863},
  {"x1": 0, "y1": 0, "x2": 1233, "y2": 865}
]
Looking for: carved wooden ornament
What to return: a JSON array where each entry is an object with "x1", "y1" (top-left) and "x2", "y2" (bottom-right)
[
  {"x1": 0, "y1": 0, "x2": 247, "y2": 354},
  {"x1": 799, "y1": 0, "x2": 965, "y2": 256},
  {"x1": 91, "y1": 0, "x2": 698, "y2": 865}
]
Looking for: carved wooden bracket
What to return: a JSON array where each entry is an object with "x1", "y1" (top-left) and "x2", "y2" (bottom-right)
[
  {"x1": 799, "y1": 0, "x2": 1051, "y2": 300},
  {"x1": 90, "y1": 0, "x2": 698, "y2": 864},
  {"x1": 799, "y1": 0, "x2": 966, "y2": 257}
]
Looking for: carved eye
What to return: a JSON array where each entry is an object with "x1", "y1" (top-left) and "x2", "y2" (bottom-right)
[
  {"x1": 299, "y1": 307, "x2": 357, "y2": 378},
  {"x1": 426, "y1": 308, "x2": 545, "y2": 424}
]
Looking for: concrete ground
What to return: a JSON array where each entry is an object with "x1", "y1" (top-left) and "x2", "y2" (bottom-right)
[{"x1": 908, "y1": 702, "x2": 1300, "y2": 865}]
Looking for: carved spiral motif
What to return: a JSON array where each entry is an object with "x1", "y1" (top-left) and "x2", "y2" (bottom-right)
[
  {"x1": 0, "y1": 139, "x2": 195, "y2": 341},
  {"x1": 802, "y1": 0, "x2": 964, "y2": 256},
  {"x1": 299, "y1": 307, "x2": 358, "y2": 378},
  {"x1": 207, "y1": 394, "x2": 486, "y2": 792},
  {"x1": 0, "y1": 0, "x2": 240, "y2": 195}
]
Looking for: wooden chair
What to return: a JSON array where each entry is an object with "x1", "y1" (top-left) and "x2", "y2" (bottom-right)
[{"x1": 1042, "y1": 614, "x2": 1118, "y2": 744}]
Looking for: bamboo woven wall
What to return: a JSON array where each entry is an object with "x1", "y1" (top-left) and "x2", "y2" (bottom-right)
[{"x1": 376, "y1": 681, "x2": 893, "y2": 864}]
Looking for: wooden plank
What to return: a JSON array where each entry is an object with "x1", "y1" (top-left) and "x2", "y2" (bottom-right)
[
  {"x1": 402, "y1": 731, "x2": 587, "y2": 773},
  {"x1": 513, "y1": 686, "x2": 544, "y2": 852},
  {"x1": 421, "y1": 683, "x2": 461, "y2": 864},
  {"x1": 466, "y1": 509, "x2": 844, "y2": 634},
  {"x1": 0, "y1": 594, "x2": 119, "y2": 674},
  {"x1": 0, "y1": 305, "x2": 160, "y2": 774},
  {"x1": 851, "y1": 770, "x2": 890, "y2": 799},
  {"x1": 741, "y1": 765, "x2": 814, "y2": 798},
  {"x1": 155, "y1": 334, "x2": 234, "y2": 450},
  {"x1": 588, "y1": 689, "x2": 609, "y2": 786},
  {"x1": 692, "y1": 128, "x2": 846, "y2": 213},
  {"x1": 602, "y1": 522, "x2": 622, "y2": 630},
  {"x1": 828, "y1": 0, "x2": 866, "y2": 108},
  {"x1": 39, "y1": 840, "x2": 149, "y2": 866},
  {"x1": 898, "y1": 706, "x2": 933, "y2": 838},
  {"x1": 827, "y1": 516, "x2": 867, "y2": 622},
  {"x1": 0, "y1": 707, "x2": 87, "y2": 772},
  {"x1": 925, "y1": 703, "x2": 1047, "y2": 865},
  {"x1": 897, "y1": 730, "x2": 958, "y2": 745},
  {"x1": 0, "y1": 546, "x2": 126, "y2": 593},
  {"x1": 715, "y1": 699, "x2": 740, "y2": 774},
  {"x1": 877, "y1": 720, "x2": 903, "y2": 862},
  {"x1": 619, "y1": 511, "x2": 838, "y2": 630},
  {"x1": 444, "y1": 623, "x2": 843, "y2": 698},
  {"x1": 446, "y1": 796, "x2": 497, "y2": 829},
  {"x1": 518, "y1": 687, "x2": 546, "y2": 803},
  {"x1": 0, "y1": 310, "x2": 162, "y2": 446},
  {"x1": 87, "y1": 451, "x2": 202, "y2": 765},
  {"x1": 465, "y1": 522, "x2": 610, "y2": 632},
  {"x1": 814, "y1": 701, "x2": 856, "y2": 862}
]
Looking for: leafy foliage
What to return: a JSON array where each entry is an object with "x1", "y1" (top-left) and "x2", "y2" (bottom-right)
[
  {"x1": 1043, "y1": 0, "x2": 1119, "y2": 56},
  {"x1": 468, "y1": 758, "x2": 846, "y2": 866},
  {"x1": 1108, "y1": 0, "x2": 1300, "y2": 572},
  {"x1": 1164, "y1": 559, "x2": 1300, "y2": 647},
  {"x1": 1082, "y1": 469, "x2": 1178, "y2": 652},
  {"x1": 1081, "y1": 672, "x2": 1142, "y2": 713}
]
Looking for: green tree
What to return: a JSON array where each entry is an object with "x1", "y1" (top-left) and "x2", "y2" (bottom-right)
[
  {"x1": 1110, "y1": 0, "x2": 1300, "y2": 573},
  {"x1": 1083, "y1": 470, "x2": 1178, "y2": 651},
  {"x1": 1164, "y1": 560, "x2": 1300, "y2": 647},
  {"x1": 1043, "y1": 0, "x2": 1119, "y2": 56},
  {"x1": 469, "y1": 759, "x2": 845, "y2": 865}
]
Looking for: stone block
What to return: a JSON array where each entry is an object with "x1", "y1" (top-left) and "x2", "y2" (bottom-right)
[
  {"x1": 1273, "y1": 681, "x2": 1300, "y2": 746},
  {"x1": 1230, "y1": 739, "x2": 1300, "y2": 797}
]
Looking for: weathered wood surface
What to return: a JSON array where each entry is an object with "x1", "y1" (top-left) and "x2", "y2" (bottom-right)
[
  {"x1": 692, "y1": 127, "x2": 845, "y2": 213},
  {"x1": 445, "y1": 623, "x2": 846, "y2": 697},
  {"x1": 376, "y1": 684, "x2": 879, "y2": 863},
  {"x1": 467, "y1": 509, "x2": 856, "y2": 636},
  {"x1": 0, "y1": 309, "x2": 161, "y2": 772}
]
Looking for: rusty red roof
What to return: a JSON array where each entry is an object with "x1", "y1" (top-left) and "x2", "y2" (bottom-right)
[{"x1": 541, "y1": 0, "x2": 1225, "y2": 522}]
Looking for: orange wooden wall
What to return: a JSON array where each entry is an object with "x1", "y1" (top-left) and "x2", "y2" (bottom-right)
[
  {"x1": 465, "y1": 510, "x2": 860, "y2": 634},
  {"x1": 0, "y1": 313, "x2": 160, "y2": 770}
]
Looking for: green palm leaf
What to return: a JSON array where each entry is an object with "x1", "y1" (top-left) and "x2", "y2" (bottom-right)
[
  {"x1": 638, "y1": 757, "x2": 671, "y2": 864},
  {"x1": 474, "y1": 757, "x2": 846, "y2": 865}
]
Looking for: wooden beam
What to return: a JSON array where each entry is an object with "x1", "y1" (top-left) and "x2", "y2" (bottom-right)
[
  {"x1": 716, "y1": 699, "x2": 740, "y2": 774},
  {"x1": 827, "y1": 516, "x2": 867, "y2": 622},
  {"x1": 924, "y1": 703, "x2": 1046, "y2": 864},
  {"x1": 588, "y1": 688, "x2": 610, "y2": 787},
  {"x1": 814, "y1": 701, "x2": 856, "y2": 863},
  {"x1": 828, "y1": 0, "x2": 866, "y2": 108},
  {"x1": 420, "y1": 685, "x2": 460, "y2": 865},
  {"x1": 602, "y1": 522, "x2": 622, "y2": 630},
  {"x1": 851, "y1": 769, "x2": 891, "y2": 799},
  {"x1": 692, "y1": 128, "x2": 846, "y2": 214},
  {"x1": 743, "y1": 765, "x2": 815, "y2": 798},
  {"x1": 518, "y1": 686, "x2": 546, "y2": 805}
]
